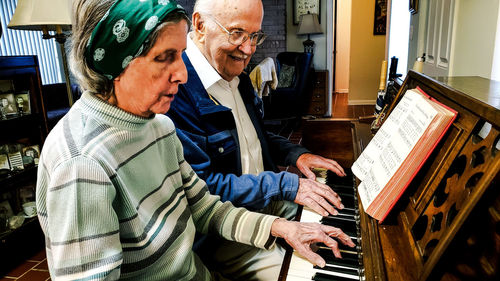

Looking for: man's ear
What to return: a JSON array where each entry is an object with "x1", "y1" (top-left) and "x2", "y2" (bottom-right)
[{"x1": 191, "y1": 12, "x2": 206, "y2": 44}]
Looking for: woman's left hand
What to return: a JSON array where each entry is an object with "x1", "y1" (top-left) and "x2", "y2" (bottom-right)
[
  {"x1": 270, "y1": 218, "x2": 356, "y2": 268},
  {"x1": 296, "y1": 153, "x2": 345, "y2": 180}
]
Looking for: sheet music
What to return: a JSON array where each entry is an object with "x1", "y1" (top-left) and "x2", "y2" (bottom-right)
[{"x1": 353, "y1": 89, "x2": 438, "y2": 209}]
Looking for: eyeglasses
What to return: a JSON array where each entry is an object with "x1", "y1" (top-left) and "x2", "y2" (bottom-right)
[{"x1": 206, "y1": 15, "x2": 267, "y2": 46}]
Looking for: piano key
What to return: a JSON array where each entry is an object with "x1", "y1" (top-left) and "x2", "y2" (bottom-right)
[
  {"x1": 285, "y1": 170, "x2": 363, "y2": 281},
  {"x1": 288, "y1": 251, "x2": 359, "y2": 281},
  {"x1": 314, "y1": 265, "x2": 358, "y2": 277},
  {"x1": 317, "y1": 249, "x2": 359, "y2": 268},
  {"x1": 313, "y1": 272, "x2": 358, "y2": 281}
]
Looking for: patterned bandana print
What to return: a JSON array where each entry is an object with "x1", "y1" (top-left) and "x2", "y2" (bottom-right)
[{"x1": 85, "y1": 0, "x2": 186, "y2": 80}]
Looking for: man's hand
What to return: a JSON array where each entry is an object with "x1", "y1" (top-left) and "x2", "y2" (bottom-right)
[
  {"x1": 271, "y1": 218, "x2": 356, "y2": 268},
  {"x1": 296, "y1": 153, "x2": 345, "y2": 180},
  {"x1": 295, "y1": 178, "x2": 344, "y2": 216}
]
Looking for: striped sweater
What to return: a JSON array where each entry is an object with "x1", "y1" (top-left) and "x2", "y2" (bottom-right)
[{"x1": 36, "y1": 91, "x2": 278, "y2": 280}]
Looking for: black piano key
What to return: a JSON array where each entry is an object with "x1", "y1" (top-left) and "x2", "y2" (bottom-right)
[
  {"x1": 337, "y1": 208, "x2": 356, "y2": 217},
  {"x1": 326, "y1": 169, "x2": 354, "y2": 188},
  {"x1": 336, "y1": 193, "x2": 355, "y2": 209},
  {"x1": 325, "y1": 214, "x2": 356, "y2": 222},
  {"x1": 313, "y1": 272, "x2": 358, "y2": 281},
  {"x1": 317, "y1": 249, "x2": 359, "y2": 268},
  {"x1": 316, "y1": 241, "x2": 358, "y2": 253},
  {"x1": 321, "y1": 217, "x2": 357, "y2": 234}
]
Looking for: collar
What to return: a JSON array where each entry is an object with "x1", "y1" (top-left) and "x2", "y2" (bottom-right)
[{"x1": 185, "y1": 34, "x2": 223, "y2": 90}]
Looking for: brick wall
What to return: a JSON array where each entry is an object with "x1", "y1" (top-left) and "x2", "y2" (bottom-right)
[{"x1": 176, "y1": 0, "x2": 286, "y2": 70}]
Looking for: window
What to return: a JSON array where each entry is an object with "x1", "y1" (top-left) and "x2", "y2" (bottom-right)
[
  {"x1": 0, "y1": 0, "x2": 63, "y2": 85},
  {"x1": 387, "y1": 0, "x2": 411, "y2": 79}
]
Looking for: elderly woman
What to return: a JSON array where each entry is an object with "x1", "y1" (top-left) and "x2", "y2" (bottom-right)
[{"x1": 36, "y1": 0, "x2": 354, "y2": 280}]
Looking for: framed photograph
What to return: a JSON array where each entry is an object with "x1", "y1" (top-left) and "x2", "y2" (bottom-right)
[
  {"x1": 293, "y1": 0, "x2": 321, "y2": 25},
  {"x1": 7, "y1": 151, "x2": 24, "y2": 171},
  {"x1": 0, "y1": 92, "x2": 18, "y2": 116},
  {"x1": 0, "y1": 200, "x2": 14, "y2": 218},
  {"x1": 22, "y1": 145, "x2": 40, "y2": 166},
  {"x1": 14, "y1": 91, "x2": 31, "y2": 115},
  {"x1": 409, "y1": 0, "x2": 419, "y2": 14},
  {"x1": 0, "y1": 153, "x2": 9, "y2": 171},
  {"x1": 0, "y1": 80, "x2": 14, "y2": 93},
  {"x1": 374, "y1": 0, "x2": 388, "y2": 35}
]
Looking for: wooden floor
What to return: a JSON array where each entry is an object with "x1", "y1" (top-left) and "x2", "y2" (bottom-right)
[
  {"x1": 0, "y1": 92, "x2": 373, "y2": 281},
  {"x1": 331, "y1": 92, "x2": 374, "y2": 119}
]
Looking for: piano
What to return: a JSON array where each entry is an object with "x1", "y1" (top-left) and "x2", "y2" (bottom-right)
[{"x1": 279, "y1": 71, "x2": 500, "y2": 281}]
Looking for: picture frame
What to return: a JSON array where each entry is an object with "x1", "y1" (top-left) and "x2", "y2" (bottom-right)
[
  {"x1": 409, "y1": 0, "x2": 419, "y2": 15},
  {"x1": 0, "y1": 80, "x2": 14, "y2": 94},
  {"x1": 22, "y1": 144, "x2": 40, "y2": 166},
  {"x1": 374, "y1": 0, "x2": 388, "y2": 35},
  {"x1": 293, "y1": 0, "x2": 321, "y2": 25},
  {"x1": 0, "y1": 200, "x2": 14, "y2": 218},
  {"x1": 14, "y1": 91, "x2": 31, "y2": 115},
  {"x1": 0, "y1": 92, "x2": 18, "y2": 116}
]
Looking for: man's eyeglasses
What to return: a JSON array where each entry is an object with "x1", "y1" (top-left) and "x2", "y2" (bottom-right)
[{"x1": 206, "y1": 15, "x2": 267, "y2": 46}]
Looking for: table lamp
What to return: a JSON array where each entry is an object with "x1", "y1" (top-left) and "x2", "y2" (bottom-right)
[
  {"x1": 8, "y1": 0, "x2": 74, "y2": 106},
  {"x1": 296, "y1": 12, "x2": 323, "y2": 54}
]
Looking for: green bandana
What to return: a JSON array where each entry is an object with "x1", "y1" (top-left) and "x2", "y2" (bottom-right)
[{"x1": 85, "y1": 0, "x2": 186, "y2": 80}]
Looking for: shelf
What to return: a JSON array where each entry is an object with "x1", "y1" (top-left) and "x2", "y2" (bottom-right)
[
  {"x1": 0, "y1": 113, "x2": 42, "y2": 127},
  {"x1": 0, "y1": 56, "x2": 48, "y2": 274},
  {"x1": 0, "y1": 165, "x2": 38, "y2": 191},
  {"x1": 0, "y1": 216, "x2": 38, "y2": 241},
  {"x1": 0, "y1": 215, "x2": 44, "y2": 275}
]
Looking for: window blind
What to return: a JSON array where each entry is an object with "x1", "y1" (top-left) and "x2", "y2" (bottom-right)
[{"x1": 0, "y1": 0, "x2": 63, "y2": 85}]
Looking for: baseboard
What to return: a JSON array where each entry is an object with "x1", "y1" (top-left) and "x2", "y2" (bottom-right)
[{"x1": 348, "y1": 99, "x2": 376, "y2": 105}]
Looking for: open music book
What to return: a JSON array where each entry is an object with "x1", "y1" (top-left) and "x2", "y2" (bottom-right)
[{"x1": 352, "y1": 87, "x2": 457, "y2": 223}]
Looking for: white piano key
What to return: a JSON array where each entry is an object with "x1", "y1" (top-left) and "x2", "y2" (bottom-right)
[{"x1": 286, "y1": 251, "x2": 359, "y2": 280}]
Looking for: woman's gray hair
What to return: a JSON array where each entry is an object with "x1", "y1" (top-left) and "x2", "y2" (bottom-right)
[{"x1": 69, "y1": 0, "x2": 189, "y2": 99}]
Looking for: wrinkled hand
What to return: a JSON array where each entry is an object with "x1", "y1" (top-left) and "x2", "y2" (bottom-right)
[
  {"x1": 296, "y1": 153, "x2": 345, "y2": 180},
  {"x1": 271, "y1": 218, "x2": 356, "y2": 267},
  {"x1": 295, "y1": 178, "x2": 344, "y2": 216}
]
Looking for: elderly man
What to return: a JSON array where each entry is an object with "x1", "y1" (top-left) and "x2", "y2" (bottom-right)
[{"x1": 167, "y1": 0, "x2": 351, "y2": 279}]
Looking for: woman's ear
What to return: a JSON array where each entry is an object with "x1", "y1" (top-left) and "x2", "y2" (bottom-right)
[{"x1": 191, "y1": 12, "x2": 206, "y2": 44}]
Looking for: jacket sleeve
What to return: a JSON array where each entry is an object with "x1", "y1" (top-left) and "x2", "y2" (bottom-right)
[
  {"x1": 266, "y1": 130, "x2": 310, "y2": 167},
  {"x1": 176, "y1": 128, "x2": 299, "y2": 210}
]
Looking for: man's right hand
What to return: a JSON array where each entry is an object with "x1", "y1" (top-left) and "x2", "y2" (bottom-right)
[{"x1": 294, "y1": 178, "x2": 344, "y2": 217}]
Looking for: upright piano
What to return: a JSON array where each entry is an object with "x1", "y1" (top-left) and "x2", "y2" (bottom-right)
[{"x1": 279, "y1": 71, "x2": 500, "y2": 281}]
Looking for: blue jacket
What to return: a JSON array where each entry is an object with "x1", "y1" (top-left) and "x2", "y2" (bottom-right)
[{"x1": 167, "y1": 54, "x2": 309, "y2": 210}]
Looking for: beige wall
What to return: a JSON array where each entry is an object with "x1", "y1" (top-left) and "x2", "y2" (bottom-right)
[
  {"x1": 348, "y1": 0, "x2": 386, "y2": 104},
  {"x1": 450, "y1": 0, "x2": 499, "y2": 78},
  {"x1": 336, "y1": 0, "x2": 352, "y2": 93}
]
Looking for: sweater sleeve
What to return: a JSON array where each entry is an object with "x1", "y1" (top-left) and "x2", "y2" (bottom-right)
[
  {"x1": 173, "y1": 135, "x2": 278, "y2": 249},
  {"x1": 36, "y1": 156, "x2": 122, "y2": 280}
]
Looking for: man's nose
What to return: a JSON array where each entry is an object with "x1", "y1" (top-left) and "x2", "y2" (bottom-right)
[{"x1": 238, "y1": 39, "x2": 255, "y2": 55}]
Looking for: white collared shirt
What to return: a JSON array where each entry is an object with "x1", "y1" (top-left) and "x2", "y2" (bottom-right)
[{"x1": 185, "y1": 35, "x2": 264, "y2": 175}]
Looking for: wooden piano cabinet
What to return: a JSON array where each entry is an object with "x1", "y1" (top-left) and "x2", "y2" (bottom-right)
[
  {"x1": 302, "y1": 118, "x2": 354, "y2": 168},
  {"x1": 280, "y1": 71, "x2": 499, "y2": 281}
]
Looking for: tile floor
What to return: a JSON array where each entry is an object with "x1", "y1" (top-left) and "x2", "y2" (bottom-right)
[{"x1": 1, "y1": 249, "x2": 50, "y2": 281}]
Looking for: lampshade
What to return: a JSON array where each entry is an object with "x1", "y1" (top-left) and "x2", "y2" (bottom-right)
[
  {"x1": 296, "y1": 13, "x2": 323, "y2": 36},
  {"x1": 8, "y1": 0, "x2": 71, "y2": 32}
]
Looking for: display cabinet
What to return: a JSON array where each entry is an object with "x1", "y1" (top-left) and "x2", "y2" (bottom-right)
[{"x1": 0, "y1": 56, "x2": 48, "y2": 274}]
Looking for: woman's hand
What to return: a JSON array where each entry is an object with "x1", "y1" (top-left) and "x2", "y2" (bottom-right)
[{"x1": 270, "y1": 218, "x2": 356, "y2": 268}]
